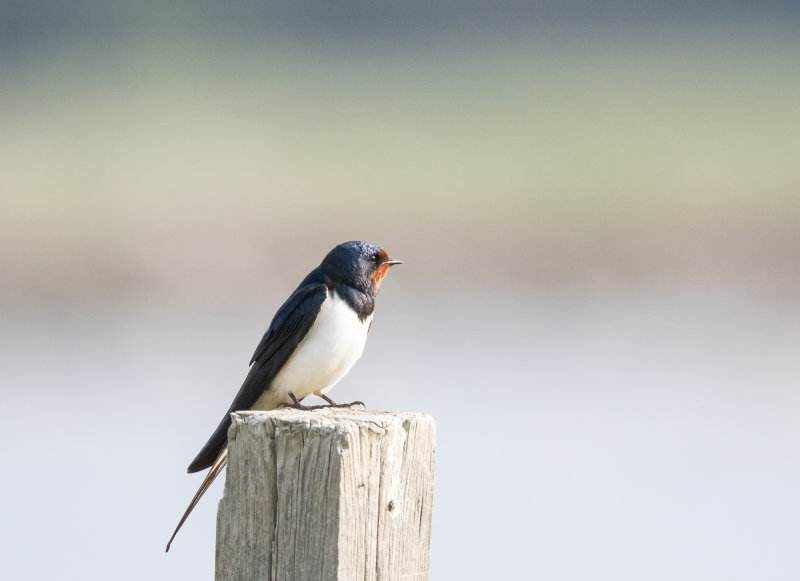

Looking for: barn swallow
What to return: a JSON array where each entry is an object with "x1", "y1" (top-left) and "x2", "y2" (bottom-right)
[{"x1": 166, "y1": 241, "x2": 402, "y2": 551}]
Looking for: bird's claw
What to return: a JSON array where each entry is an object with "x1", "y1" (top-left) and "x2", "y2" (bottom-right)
[
  {"x1": 277, "y1": 392, "x2": 366, "y2": 411},
  {"x1": 318, "y1": 393, "x2": 366, "y2": 409},
  {"x1": 329, "y1": 400, "x2": 366, "y2": 408}
]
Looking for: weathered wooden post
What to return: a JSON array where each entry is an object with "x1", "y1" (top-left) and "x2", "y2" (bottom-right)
[{"x1": 215, "y1": 408, "x2": 436, "y2": 581}]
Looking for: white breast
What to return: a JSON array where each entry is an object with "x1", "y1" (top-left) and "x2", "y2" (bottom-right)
[{"x1": 255, "y1": 289, "x2": 371, "y2": 408}]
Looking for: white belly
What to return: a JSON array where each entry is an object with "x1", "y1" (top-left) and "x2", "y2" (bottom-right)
[{"x1": 253, "y1": 289, "x2": 371, "y2": 409}]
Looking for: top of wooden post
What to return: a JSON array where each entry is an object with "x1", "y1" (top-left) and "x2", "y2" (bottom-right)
[{"x1": 227, "y1": 407, "x2": 434, "y2": 438}]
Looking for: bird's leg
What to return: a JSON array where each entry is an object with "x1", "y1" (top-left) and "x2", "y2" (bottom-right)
[
  {"x1": 277, "y1": 391, "x2": 328, "y2": 411},
  {"x1": 316, "y1": 392, "x2": 366, "y2": 408},
  {"x1": 278, "y1": 391, "x2": 366, "y2": 411}
]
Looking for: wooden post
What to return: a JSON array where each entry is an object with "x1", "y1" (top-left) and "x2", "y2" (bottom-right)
[{"x1": 215, "y1": 408, "x2": 436, "y2": 581}]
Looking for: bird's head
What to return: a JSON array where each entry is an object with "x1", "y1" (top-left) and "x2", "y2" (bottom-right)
[{"x1": 320, "y1": 241, "x2": 403, "y2": 293}]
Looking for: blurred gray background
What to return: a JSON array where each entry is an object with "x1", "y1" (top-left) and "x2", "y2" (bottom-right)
[{"x1": 2, "y1": 2, "x2": 800, "y2": 579}]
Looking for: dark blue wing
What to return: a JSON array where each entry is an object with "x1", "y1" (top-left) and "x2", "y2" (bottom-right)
[
  {"x1": 187, "y1": 282, "x2": 327, "y2": 472},
  {"x1": 248, "y1": 283, "x2": 326, "y2": 365}
]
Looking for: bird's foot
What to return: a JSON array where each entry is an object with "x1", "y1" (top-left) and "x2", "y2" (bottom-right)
[
  {"x1": 317, "y1": 393, "x2": 366, "y2": 409},
  {"x1": 277, "y1": 392, "x2": 366, "y2": 411},
  {"x1": 277, "y1": 392, "x2": 327, "y2": 411}
]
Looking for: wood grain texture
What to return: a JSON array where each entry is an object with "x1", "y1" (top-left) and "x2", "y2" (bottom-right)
[{"x1": 215, "y1": 409, "x2": 436, "y2": 581}]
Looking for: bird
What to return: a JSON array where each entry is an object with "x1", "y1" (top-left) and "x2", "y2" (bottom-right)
[{"x1": 165, "y1": 241, "x2": 402, "y2": 552}]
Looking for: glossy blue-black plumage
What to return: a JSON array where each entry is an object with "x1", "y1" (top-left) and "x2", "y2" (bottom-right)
[{"x1": 187, "y1": 283, "x2": 326, "y2": 473}]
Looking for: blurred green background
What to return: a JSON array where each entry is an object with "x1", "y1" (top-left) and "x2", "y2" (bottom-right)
[{"x1": 2, "y1": 3, "x2": 799, "y2": 580}]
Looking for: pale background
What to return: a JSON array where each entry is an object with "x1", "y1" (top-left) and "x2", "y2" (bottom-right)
[{"x1": 1, "y1": 3, "x2": 799, "y2": 579}]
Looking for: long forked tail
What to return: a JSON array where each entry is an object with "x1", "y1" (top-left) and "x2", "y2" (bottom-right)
[{"x1": 166, "y1": 448, "x2": 229, "y2": 552}]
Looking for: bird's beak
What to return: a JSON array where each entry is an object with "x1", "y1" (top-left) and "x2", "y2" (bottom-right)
[{"x1": 384, "y1": 259, "x2": 403, "y2": 266}]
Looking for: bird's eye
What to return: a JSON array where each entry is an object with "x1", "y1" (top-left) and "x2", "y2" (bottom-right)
[{"x1": 369, "y1": 253, "x2": 379, "y2": 263}]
